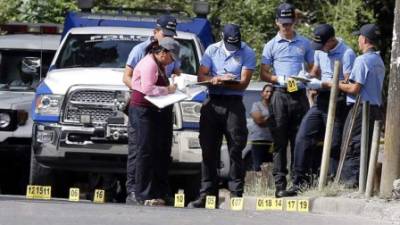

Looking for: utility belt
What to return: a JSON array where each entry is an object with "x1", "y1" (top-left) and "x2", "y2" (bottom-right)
[
  {"x1": 209, "y1": 94, "x2": 243, "y2": 101},
  {"x1": 274, "y1": 87, "x2": 306, "y2": 94},
  {"x1": 316, "y1": 90, "x2": 347, "y2": 109}
]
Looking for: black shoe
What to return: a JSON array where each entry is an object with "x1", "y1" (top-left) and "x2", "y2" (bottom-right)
[
  {"x1": 187, "y1": 197, "x2": 206, "y2": 208},
  {"x1": 125, "y1": 192, "x2": 143, "y2": 205},
  {"x1": 275, "y1": 189, "x2": 297, "y2": 198}
]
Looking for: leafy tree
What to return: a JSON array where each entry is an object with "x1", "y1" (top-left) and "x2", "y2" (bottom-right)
[
  {"x1": 0, "y1": 0, "x2": 23, "y2": 24},
  {"x1": 19, "y1": 0, "x2": 78, "y2": 24}
]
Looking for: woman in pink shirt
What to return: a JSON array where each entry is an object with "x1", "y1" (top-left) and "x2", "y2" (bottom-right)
[{"x1": 129, "y1": 37, "x2": 180, "y2": 206}]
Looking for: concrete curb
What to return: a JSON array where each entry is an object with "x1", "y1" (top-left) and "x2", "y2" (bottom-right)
[{"x1": 218, "y1": 195, "x2": 400, "y2": 223}]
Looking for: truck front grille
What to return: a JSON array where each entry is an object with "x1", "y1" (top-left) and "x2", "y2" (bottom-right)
[{"x1": 63, "y1": 89, "x2": 128, "y2": 124}]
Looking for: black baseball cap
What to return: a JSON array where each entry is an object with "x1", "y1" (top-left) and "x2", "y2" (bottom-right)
[
  {"x1": 276, "y1": 3, "x2": 295, "y2": 24},
  {"x1": 311, "y1": 24, "x2": 335, "y2": 50},
  {"x1": 222, "y1": 24, "x2": 241, "y2": 51},
  {"x1": 353, "y1": 24, "x2": 380, "y2": 43},
  {"x1": 159, "y1": 37, "x2": 180, "y2": 61},
  {"x1": 156, "y1": 15, "x2": 177, "y2": 37}
]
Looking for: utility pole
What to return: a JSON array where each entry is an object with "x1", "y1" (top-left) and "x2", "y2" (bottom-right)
[{"x1": 380, "y1": 0, "x2": 400, "y2": 199}]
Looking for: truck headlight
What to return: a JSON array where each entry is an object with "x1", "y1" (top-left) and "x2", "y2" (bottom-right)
[
  {"x1": 180, "y1": 101, "x2": 201, "y2": 123},
  {"x1": 0, "y1": 112, "x2": 11, "y2": 128},
  {"x1": 35, "y1": 95, "x2": 64, "y2": 116}
]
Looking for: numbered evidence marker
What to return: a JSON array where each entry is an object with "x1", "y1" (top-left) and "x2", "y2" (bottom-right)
[
  {"x1": 26, "y1": 185, "x2": 51, "y2": 200},
  {"x1": 287, "y1": 78, "x2": 299, "y2": 92},
  {"x1": 174, "y1": 193, "x2": 185, "y2": 208},
  {"x1": 230, "y1": 197, "x2": 244, "y2": 211},
  {"x1": 264, "y1": 198, "x2": 274, "y2": 210},
  {"x1": 286, "y1": 199, "x2": 298, "y2": 212},
  {"x1": 298, "y1": 200, "x2": 310, "y2": 212},
  {"x1": 272, "y1": 198, "x2": 283, "y2": 210},
  {"x1": 205, "y1": 195, "x2": 216, "y2": 209},
  {"x1": 256, "y1": 198, "x2": 267, "y2": 211},
  {"x1": 69, "y1": 188, "x2": 80, "y2": 202},
  {"x1": 93, "y1": 189, "x2": 105, "y2": 203}
]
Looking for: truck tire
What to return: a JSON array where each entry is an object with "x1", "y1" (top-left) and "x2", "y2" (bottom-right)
[{"x1": 29, "y1": 150, "x2": 53, "y2": 186}]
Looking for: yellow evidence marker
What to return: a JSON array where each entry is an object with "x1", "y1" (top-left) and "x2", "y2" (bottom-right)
[
  {"x1": 256, "y1": 198, "x2": 267, "y2": 211},
  {"x1": 287, "y1": 78, "x2": 299, "y2": 92},
  {"x1": 174, "y1": 193, "x2": 185, "y2": 208},
  {"x1": 69, "y1": 188, "x2": 80, "y2": 202},
  {"x1": 298, "y1": 199, "x2": 310, "y2": 212},
  {"x1": 205, "y1": 195, "x2": 216, "y2": 209},
  {"x1": 26, "y1": 185, "x2": 51, "y2": 200},
  {"x1": 230, "y1": 197, "x2": 244, "y2": 211},
  {"x1": 93, "y1": 189, "x2": 105, "y2": 203},
  {"x1": 272, "y1": 198, "x2": 283, "y2": 210},
  {"x1": 286, "y1": 199, "x2": 298, "y2": 212}
]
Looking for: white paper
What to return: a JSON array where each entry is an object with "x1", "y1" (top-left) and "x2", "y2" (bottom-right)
[
  {"x1": 169, "y1": 73, "x2": 207, "y2": 100},
  {"x1": 145, "y1": 90, "x2": 188, "y2": 109}
]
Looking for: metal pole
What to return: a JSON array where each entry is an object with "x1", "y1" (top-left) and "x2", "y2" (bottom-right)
[
  {"x1": 318, "y1": 60, "x2": 340, "y2": 191},
  {"x1": 359, "y1": 101, "x2": 370, "y2": 193},
  {"x1": 381, "y1": 0, "x2": 400, "y2": 198},
  {"x1": 366, "y1": 120, "x2": 381, "y2": 198},
  {"x1": 334, "y1": 95, "x2": 361, "y2": 184}
]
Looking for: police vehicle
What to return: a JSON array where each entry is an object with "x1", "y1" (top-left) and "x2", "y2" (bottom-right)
[{"x1": 0, "y1": 23, "x2": 61, "y2": 193}]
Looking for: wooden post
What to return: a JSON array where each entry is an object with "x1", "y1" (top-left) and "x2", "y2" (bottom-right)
[
  {"x1": 318, "y1": 60, "x2": 340, "y2": 191},
  {"x1": 380, "y1": 0, "x2": 400, "y2": 198},
  {"x1": 334, "y1": 95, "x2": 361, "y2": 184},
  {"x1": 359, "y1": 101, "x2": 370, "y2": 193},
  {"x1": 366, "y1": 120, "x2": 381, "y2": 198}
]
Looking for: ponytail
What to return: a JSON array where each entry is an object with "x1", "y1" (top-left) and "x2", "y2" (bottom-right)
[{"x1": 145, "y1": 40, "x2": 162, "y2": 55}]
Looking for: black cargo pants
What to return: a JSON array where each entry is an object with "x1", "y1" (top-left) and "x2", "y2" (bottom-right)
[
  {"x1": 268, "y1": 88, "x2": 309, "y2": 191},
  {"x1": 199, "y1": 95, "x2": 248, "y2": 197}
]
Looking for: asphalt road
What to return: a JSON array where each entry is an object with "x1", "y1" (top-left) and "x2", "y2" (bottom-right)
[{"x1": 0, "y1": 195, "x2": 395, "y2": 225}]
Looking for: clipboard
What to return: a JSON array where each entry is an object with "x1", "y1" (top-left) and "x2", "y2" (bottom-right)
[{"x1": 290, "y1": 76, "x2": 311, "y2": 83}]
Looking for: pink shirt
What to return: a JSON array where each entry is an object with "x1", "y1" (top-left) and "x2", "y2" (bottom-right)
[{"x1": 131, "y1": 54, "x2": 169, "y2": 96}]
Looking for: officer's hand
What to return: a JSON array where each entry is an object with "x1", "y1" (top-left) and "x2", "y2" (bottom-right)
[
  {"x1": 211, "y1": 76, "x2": 223, "y2": 85},
  {"x1": 221, "y1": 73, "x2": 235, "y2": 81},
  {"x1": 276, "y1": 76, "x2": 286, "y2": 87},
  {"x1": 167, "y1": 84, "x2": 177, "y2": 93},
  {"x1": 306, "y1": 78, "x2": 322, "y2": 90}
]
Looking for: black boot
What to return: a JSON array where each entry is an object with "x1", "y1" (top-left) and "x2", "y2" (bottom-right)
[{"x1": 187, "y1": 196, "x2": 207, "y2": 208}]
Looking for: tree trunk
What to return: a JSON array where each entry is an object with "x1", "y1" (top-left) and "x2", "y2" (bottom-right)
[{"x1": 380, "y1": 0, "x2": 400, "y2": 199}]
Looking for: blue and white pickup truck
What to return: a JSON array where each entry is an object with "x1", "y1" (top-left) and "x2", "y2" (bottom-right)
[{"x1": 29, "y1": 3, "x2": 214, "y2": 189}]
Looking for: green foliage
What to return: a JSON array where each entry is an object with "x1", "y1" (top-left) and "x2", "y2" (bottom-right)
[
  {"x1": 19, "y1": 0, "x2": 78, "y2": 24},
  {"x1": 0, "y1": 0, "x2": 23, "y2": 24},
  {"x1": 296, "y1": 0, "x2": 375, "y2": 54},
  {"x1": 208, "y1": 0, "x2": 281, "y2": 79}
]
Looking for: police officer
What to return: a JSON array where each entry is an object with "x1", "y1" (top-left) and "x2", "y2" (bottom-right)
[
  {"x1": 123, "y1": 15, "x2": 181, "y2": 204},
  {"x1": 334, "y1": 24, "x2": 384, "y2": 187},
  {"x1": 260, "y1": 3, "x2": 314, "y2": 197},
  {"x1": 288, "y1": 24, "x2": 356, "y2": 195},
  {"x1": 188, "y1": 24, "x2": 256, "y2": 208}
]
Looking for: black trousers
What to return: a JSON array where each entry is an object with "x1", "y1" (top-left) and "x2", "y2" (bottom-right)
[
  {"x1": 131, "y1": 105, "x2": 173, "y2": 201},
  {"x1": 341, "y1": 103, "x2": 383, "y2": 187},
  {"x1": 199, "y1": 96, "x2": 248, "y2": 197},
  {"x1": 126, "y1": 108, "x2": 137, "y2": 194},
  {"x1": 250, "y1": 140, "x2": 273, "y2": 171},
  {"x1": 293, "y1": 92, "x2": 349, "y2": 185},
  {"x1": 268, "y1": 89, "x2": 309, "y2": 190}
]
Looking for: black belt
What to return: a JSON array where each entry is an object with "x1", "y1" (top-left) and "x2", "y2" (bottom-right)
[
  {"x1": 209, "y1": 94, "x2": 242, "y2": 100},
  {"x1": 274, "y1": 87, "x2": 306, "y2": 93}
]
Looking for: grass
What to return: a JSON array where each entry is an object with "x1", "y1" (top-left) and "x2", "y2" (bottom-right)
[{"x1": 244, "y1": 162, "x2": 358, "y2": 197}]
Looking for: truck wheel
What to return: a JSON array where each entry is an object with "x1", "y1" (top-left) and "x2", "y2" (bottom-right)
[{"x1": 29, "y1": 150, "x2": 53, "y2": 186}]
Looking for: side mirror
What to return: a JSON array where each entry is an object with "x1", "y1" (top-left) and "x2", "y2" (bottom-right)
[{"x1": 21, "y1": 57, "x2": 41, "y2": 77}]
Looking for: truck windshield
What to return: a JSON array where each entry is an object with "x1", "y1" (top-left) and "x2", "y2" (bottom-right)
[
  {"x1": 0, "y1": 50, "x2": 55, "y2": 91},
  {"x1": 55, "y1": 34, "x2": 199, "y2": 74}
]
